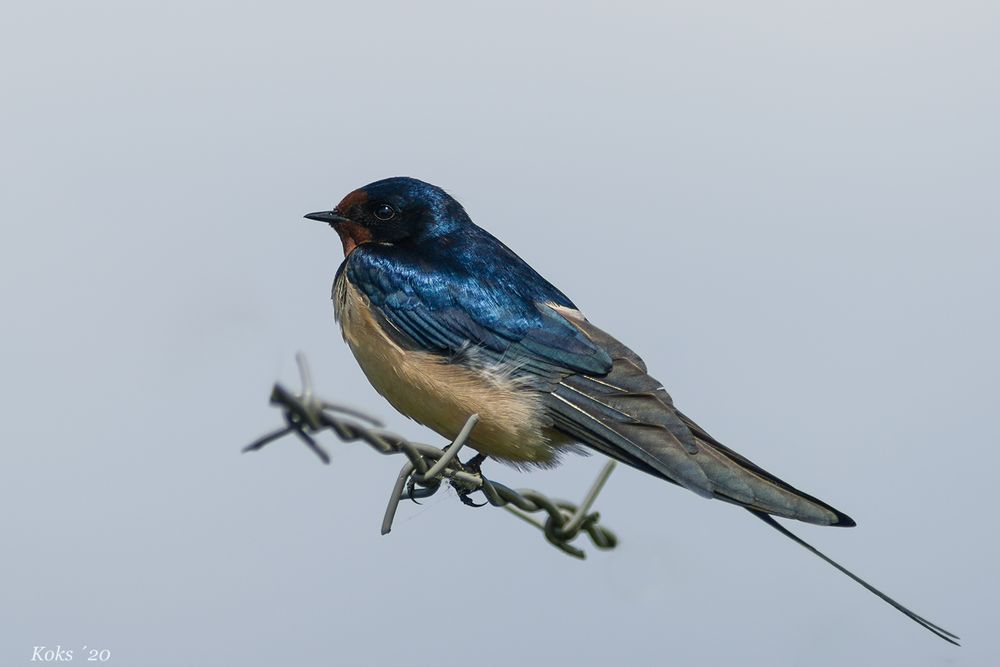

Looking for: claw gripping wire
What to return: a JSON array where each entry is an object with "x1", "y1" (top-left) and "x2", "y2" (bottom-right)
[{"x1": 243, "y1": 354, "x2": 618, "y2": 559}]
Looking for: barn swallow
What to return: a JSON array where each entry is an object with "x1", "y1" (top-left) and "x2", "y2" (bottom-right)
[{"x1": 305, "y1": 176, "x2": 957, "y2": 644}]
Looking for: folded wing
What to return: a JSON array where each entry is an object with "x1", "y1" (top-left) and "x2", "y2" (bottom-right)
[{"x1": 545, "y1": 309, "x2": 855, "y2": 527}]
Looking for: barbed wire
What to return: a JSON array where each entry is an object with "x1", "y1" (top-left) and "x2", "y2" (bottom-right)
[{"x1": 242, "y1": 353, "x2": 618, "y2": 559}]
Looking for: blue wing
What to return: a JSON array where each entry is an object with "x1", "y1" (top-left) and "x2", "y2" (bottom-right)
[{"x1": 343, "y1": 241, "x2": 613, "y2": 380}]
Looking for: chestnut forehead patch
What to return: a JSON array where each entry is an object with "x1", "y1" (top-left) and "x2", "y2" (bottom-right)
[{"x1": 335, "y1": 189, "x2": 368, "y2": 214}]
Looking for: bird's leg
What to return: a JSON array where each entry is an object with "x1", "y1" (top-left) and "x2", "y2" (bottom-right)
[
  {"x1": 462, "y1": 452, "x2": 488, "y2": 475},
  {"x1": 455, "y1": 452, "x2": 489, "y2": 507}
]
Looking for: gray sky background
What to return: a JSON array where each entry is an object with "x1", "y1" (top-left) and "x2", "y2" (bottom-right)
[{"x1": 2, "y1": 1, "x2": 997, "y2": 665}]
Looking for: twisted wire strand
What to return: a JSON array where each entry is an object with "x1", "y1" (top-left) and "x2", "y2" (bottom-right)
[{"x1": 243, "y1": 354, "x2": 618, "y2": 559}]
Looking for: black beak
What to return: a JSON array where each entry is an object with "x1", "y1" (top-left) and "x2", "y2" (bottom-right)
[{"x1": 304, "y1": 210, "x2": 351, "y2": 224}]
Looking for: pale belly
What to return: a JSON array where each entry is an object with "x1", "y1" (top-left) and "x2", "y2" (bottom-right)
[{"x1": 333, "y1": 273, "x2": 570, "y2": 465}]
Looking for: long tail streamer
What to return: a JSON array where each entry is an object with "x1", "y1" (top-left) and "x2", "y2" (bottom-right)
[{"x1": 751, "y1": 510, "x2": 960, "y2": 645}]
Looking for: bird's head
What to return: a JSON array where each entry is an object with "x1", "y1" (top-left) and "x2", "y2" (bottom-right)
[{"x1": 305, "y1": 177, "x2": 470, "y2": 255}]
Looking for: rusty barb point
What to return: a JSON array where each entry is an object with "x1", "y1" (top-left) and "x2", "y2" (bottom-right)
[{"x1": 243, "y1": 353, "x2": 618, "y2": 559}]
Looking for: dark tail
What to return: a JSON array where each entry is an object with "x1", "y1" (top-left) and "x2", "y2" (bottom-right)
[
  {"x1": 750, "y1": 510, "x2": 960, "y2": 645},
  {"x1": 545, "y1": 312, "x2": 856, "y2": 526}
]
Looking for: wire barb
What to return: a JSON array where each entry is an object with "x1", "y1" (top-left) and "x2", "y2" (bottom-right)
[{"x1": 243, "y1": 354, "x2": 618, "y2": 559}]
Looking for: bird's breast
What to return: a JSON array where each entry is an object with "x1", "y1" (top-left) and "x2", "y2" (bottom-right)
[{"x1": 333, "y1": 271, "x2": 569, "y2": 465}]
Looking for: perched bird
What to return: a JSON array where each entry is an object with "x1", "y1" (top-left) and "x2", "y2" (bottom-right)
[{"x1": 306, "y1": 176, "x2": 957, "y2": 644}]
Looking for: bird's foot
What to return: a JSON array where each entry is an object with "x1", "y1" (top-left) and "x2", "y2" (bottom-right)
[
  {"x1": 454, "y1": 452, "x2": 489, "y2": 507},
  {"x1": 456, "y1": 487, "x2": 488, "y2": 508},
  {"x1": 455, "y1": 487, "x2": 489, "y2": 507},
  {"x1": 404, "y1": 475, "x2": 422, "y2": 505}
]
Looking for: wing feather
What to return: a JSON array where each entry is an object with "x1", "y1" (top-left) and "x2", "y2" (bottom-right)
[
  {"x1": 344, "y1": 247, "x2": 612, "y2": 379},
  {"x1": 548, "y1": 315, "x2": 855, "y2": 527}
]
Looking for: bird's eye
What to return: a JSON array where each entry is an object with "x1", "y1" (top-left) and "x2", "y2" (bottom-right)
[{"x1": 373, "y1": 204, "x2": 395, "y2": 221}]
